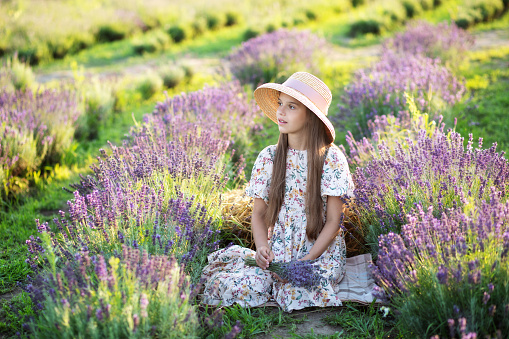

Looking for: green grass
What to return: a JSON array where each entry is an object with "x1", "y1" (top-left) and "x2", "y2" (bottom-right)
[
  {"x1": 34, "y1": 0, "x2": 474, "y2": 76},
  {"x1": 36, "y1": 24, "x2": 246, "y2": 74},
  {"x1": 202, "y1": 304, "x2": 302, "y2": 338},
  {"x1": 0, "y1": 167, "x2": 84, "y2": 293},
  {"x1": 448, "y1": 46, "x2": 509, "y2": 155},
  {"x1": 323, "y1": 302, "x2": 403, "y2": 339}
]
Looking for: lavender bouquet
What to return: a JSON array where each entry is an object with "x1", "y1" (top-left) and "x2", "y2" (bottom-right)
[{"x1": 244, "y1": 257, "x2": 325, "y2": 288}]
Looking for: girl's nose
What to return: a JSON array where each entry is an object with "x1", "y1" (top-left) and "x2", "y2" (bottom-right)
[{"x1": 277, "y1": 105, "x2": 285, "y2": 115}]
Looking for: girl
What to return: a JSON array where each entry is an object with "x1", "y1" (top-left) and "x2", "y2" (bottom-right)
[{"x1": 201, "y1": 72, "x2": 354, "y2": 312}]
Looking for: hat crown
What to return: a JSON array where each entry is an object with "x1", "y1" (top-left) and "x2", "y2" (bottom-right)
[
  {"x1": 285, "y1": 72, "x2": 332, "y2": 114},
  {"x1": 253, "y1": 71, "x2": 336, "y2": 143}
]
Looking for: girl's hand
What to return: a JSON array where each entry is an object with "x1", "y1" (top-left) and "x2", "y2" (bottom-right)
[
  {"x1": 298, "y1": 254, "x2": 314, "y2": 261},
  {"x1": 255, "y1": 245, "x2": 274, "y2": 269},
  {"x1": 270, "y1": 272, "x2": 288, "y2": 284}
]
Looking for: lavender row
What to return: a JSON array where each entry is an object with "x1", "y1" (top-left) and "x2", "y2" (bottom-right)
[
  {"x1": 27, "y1": 81, "x2": 260, "y2": 279},
  {"x1": 225, "y1": 28, "x2": 330, "y2": 87},
  {"x1": 335, "y1": 21, "x2": 471, "y2": 137},
  {"x1": 381, "y1": 20, "x2": 475, "y2": 69},
  {"x1": 352, "y1": 120, "x2": 508, "y2": 249},
  {"x1": 24, "y1": 243, "x2": 199, "y2": 338},
  {"x1": 336, "y1": 50, "x2": 465, "y2": 133},
  {"x1": 22, "y1": 81, "x2": 260, "y2": 336},
  {"x1": 0, "y1": 87, "x2": 82, "y2": 198},
  {"x1": 372, "y1": 190, "x2": 509, "y2": 337}
]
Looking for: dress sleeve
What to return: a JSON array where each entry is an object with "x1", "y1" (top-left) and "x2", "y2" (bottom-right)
[
  {"x1": 321, "y1": 146, "x2": 355, "y2": 198},
  {"x1": 245, "y1": 145, "x2": 276, "y2": 204}
]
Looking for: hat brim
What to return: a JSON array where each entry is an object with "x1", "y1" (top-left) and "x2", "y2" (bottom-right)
[{"x1": 254, "y1": 83, "x2": 335, "y2": 143}]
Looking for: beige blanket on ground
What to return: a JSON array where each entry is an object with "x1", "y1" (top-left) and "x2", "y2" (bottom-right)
[{"x1": 334, "y1": 253, "x2": 379, "y2": 305}]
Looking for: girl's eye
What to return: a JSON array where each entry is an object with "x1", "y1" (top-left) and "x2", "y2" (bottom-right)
[
  {"x1": 277, "y1": 101, "x2": 282, "y2": 106},
  {"x1": 289, "y1": 105, "x2": 295, "y2": 109}
]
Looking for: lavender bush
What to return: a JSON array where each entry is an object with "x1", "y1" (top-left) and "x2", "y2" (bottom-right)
[
  {"x1": 225, "y1": 28, "x2": 329, "y2": 87},
  {"x1": 0, "y1": 87, "x2": 82, "y2": 198},
  {"x1": 0, "y1": 54, "x2": 35, "y2": 92},
  {"x1": 26, "y1": 189, "x2": 221, "y2": 282},
  {"x1": 152, "y1": 81, "x2": 262, "y2": 148},
  {"x1": 339, "y1": 94, "x2": 432, "y2": 169},
  {"x1": 25, "y1": 82, "x2": 258, "y2": 286},
  {"x1": 25, "y1": 243, "x2": 199, "y2": 338},
  {"x1": 351, "y1": 120, "x2": 509, "y2": 251},
  {"x1": 335, "y1": 50, "x2": 466, "y2": 134},
  {"x1": 372, "y1": 189, "x2": 509, "y2": 337},
  {"x1": 382, "y1": 20, "x2": 475, "y2": 69}
]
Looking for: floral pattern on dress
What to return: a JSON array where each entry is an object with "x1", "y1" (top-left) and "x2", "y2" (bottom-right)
[{"x1": 201, "y1": 145, "x2": 354, "y2": 312}]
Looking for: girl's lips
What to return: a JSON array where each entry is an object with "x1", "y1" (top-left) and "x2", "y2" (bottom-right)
[{"x1": 278, "y1": 119, "x2": 287, "y2": 124}]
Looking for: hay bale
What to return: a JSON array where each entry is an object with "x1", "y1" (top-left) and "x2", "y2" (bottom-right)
[
  {"x1": 220, "y1": 188, "x2": 255, "y2": 249},
  {"x1": 220, "y1": 189, "x2": 366, "y2": 257}
]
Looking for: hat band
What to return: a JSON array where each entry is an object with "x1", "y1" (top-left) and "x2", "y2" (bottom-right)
[{"x1": 282, "y1": 78, "x2": 328, "y2": 114}]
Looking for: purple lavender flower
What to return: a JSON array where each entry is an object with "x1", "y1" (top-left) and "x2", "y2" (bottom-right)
[
  {"x1": 0, "y1": 86, "x2": 82, "y2": 198},
  {"x1": 382, "y1": 20, "x2": 474, "y2": 65},
  {"x1": 244, "y1": 257, "x2": 325, "y2": 288},
  {"x1": 226, "y1": 28, "x2": 330, "y2": 87},
  {"x1": 335, "y1": 50, "x2": 465, "y2": 128},
  {"x1": 225, "y1": 320, "x2": 244, "y2": 339}
]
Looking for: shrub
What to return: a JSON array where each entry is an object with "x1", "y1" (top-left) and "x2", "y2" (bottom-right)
[
  {"x1": 382, "y1": 20, "x2": 475, "y2": 68},
  {"x1": 225, "y1": 11, "x2": 241, "y2": 26},
  {"x1": 15, "y1": 40, "x2": 52, "y2": 66},
  {"x1": 136, "y1": 72, "x2": 163, "y2": 100},
  {"x1": 75, "y1": 77, "x2": 116, "y2": 141},
  {"x1": 132, "y1": 30, "x2": 171, "y2": 55},
  {"x1": 96, "y1": 23, "x2": 128, "y2": 43},
  {"x1": 153, "y1": 81, "x2": 261, "y2": 143},
  {"x1": 381, "y1": 1, "x2": 408, "y2": 24},
  {"x1": 351, "y1": 119, "x2": 509, "y2": 252},
  {"x1": 24, "y1": 83, "x2": 257, "y2": 283},
  {"x1": 292, "y1": 14, "x2": 309, "y2": 26},
  {"x1": 159, "y1": 65, "x2": 186, "y2": 89},
  {"x1": 191, "y1": 17, "x2": 208, "y2": 37},
  {"x1": 419, "y1": 0, "x2": 435, "y2": 10},
  {"x1": 455, "y1": 0, "x2": 506, "y2": 28},
  {"x1": 348, "y1": 19, "x2": 383, "y2": 37},
  {"x1": 0, "y1": 55, "x2": 35, "y2": 92},
  {"x1": 181, "y1": 64, "x2": 194, "y2": 80},
  {"x1": 335, "y1": 51, "x2": 466, "y2": 133},
  {"x1": 205, "y1": 12, "x2": 226, "y2": 30},
  {"x1": 401, "y1": 0, "x2": 423, "y2": 18},
  {"x1": 226, "y1": 28, "x2": 329, "y2": 87},
  {"x1": 243, "y1": 27, "x2": 262, "y2": 41},
  {"x1": 25, "y1": 244, "x2": 199, "y2": 338},
  {"x1": 0, "y1": 88, "x2": 82, "y2": 198},
  {"x1": 372, "y1": 191, "x2": 509, "y2": 337},
  {"x1": 305, "y1": 9, "x2": 318, "y2": 21},
  {"x1": 166, "y1": 25, "x2": 189, "y2": 43},
  {"x1": 152, "y1": 81, "x2": 261, "y2": 176}
]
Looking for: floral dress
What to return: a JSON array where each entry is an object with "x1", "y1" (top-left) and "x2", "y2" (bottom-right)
[{"x1": 201, "y1": 145, "x2": 355, "y2": 312}]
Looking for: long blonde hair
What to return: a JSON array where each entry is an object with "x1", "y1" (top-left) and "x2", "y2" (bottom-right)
[{"x1": 265, "y1": 109, "x2": 332, "y2": 241}]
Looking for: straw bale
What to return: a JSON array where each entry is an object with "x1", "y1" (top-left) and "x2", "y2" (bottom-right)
[{"x1": 220, "y1": 189, "x2": 366, "y2": 257}]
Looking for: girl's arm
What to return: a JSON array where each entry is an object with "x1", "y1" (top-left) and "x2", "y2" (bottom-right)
[
  {"x1": 300, "y1": 195, "x2": 344, "y2": 260},
  {"x1": 251, "y1": 197, "x2": 275, "y2": 269}
]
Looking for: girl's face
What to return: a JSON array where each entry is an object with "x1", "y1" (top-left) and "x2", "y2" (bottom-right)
[{"x1": 276, "y1": 93, "x2": 309, "y2": 147}]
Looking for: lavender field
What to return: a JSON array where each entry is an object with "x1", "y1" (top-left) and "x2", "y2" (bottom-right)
[{"x1": 1, "y1": 0, "x2": 509, "y2": 338}]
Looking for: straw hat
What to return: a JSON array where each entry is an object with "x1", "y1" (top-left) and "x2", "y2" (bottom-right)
[{"x1": 254, "y1": 72, "x2": 335, "y2": 143}]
